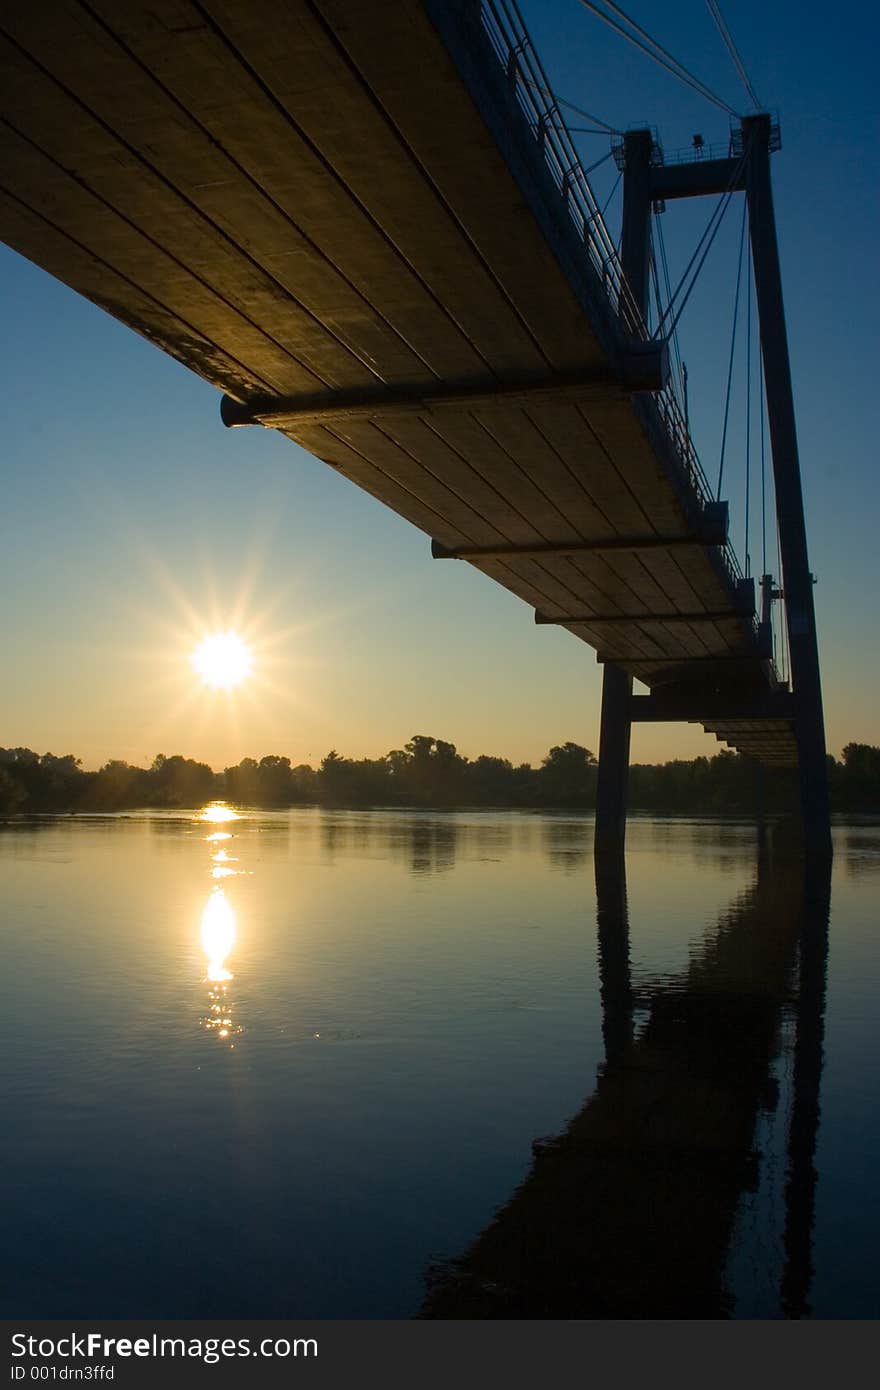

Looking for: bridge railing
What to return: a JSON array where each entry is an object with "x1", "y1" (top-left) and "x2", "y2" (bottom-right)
[
  {"x1": 478, "y1": 0, "x2": 642, "y2": 338},
  {"x1": 478, "y1": 0, "x2": 749, "y2": 604}
]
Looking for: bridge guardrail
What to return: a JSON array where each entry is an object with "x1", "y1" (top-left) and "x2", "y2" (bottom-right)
[{"x1": 479, "y1": 0, "x2": 750, "y2": 609}]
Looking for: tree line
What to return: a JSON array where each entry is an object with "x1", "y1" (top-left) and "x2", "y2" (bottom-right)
[{"x1": 1, "y1": 736, "x2": 879, "y2": 815}]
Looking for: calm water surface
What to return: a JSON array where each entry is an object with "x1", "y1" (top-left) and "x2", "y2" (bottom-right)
[{"x1": 1, "y1": 809, "x2": 877, "y2": 1318}]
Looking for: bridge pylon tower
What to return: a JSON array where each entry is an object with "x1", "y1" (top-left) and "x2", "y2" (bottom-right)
[{"x1": 594, "y1": 116, "x2": 831, "y2": 858}]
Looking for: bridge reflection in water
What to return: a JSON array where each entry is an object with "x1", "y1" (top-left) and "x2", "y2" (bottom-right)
[{"x1": 422, "y1": 838, "x2": 831, "y2": 1319}]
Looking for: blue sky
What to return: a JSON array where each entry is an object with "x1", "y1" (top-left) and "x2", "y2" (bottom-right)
[{"x1": 1, "y1": 0, "x2": 877, "y2": 771}]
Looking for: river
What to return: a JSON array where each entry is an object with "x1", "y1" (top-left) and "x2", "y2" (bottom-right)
[{"x1": 1, "y1": 808, "x2": 877, "y2": 1318}]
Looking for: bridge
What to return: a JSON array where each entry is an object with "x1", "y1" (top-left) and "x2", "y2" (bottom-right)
[{"x1": 0, "y1": 0, "x2": 830, "y2": 850}]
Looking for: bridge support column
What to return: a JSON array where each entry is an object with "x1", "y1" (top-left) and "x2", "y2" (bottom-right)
[
  {"x1": 595, "y1": 664, "x2": 632, "y2": 852},
  {"x1": 594, "y1": 129, "x2": 652, "y2": 856},
  {"x1": 744, "y1": 115, "x2": 832, "y2": 857}
]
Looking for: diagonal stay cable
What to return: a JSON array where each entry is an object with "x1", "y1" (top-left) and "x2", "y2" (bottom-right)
[
  {"x1": 655, "y1": 183, "x2": 735, "y2": 338},
  {"x1": 581, "y1": 149, "x2": 615, "y2": 177},
  {"x1": 654, "y1": 137, "x2": 752, "y2": 341},
  {"x1": 649, "y1": 244, "x2": 662, "y2": 339},
  {"x1": 521, "y1": 77, "x2": 622, "y2": 134},
  {"x1": 706, "y1": 0, "x2": 762, "y2": 109},
  {"x1": 654, "y1": 213, "x2": 685, "y2": 399},
  {"x1": 601, "y1": 169, "x2": 622, "y2": 219},
  {"x1": 576, "y1": 0, "x2": 739, "y2": 116},
  {"x1": 650, "y1": 239, "x2": 683, "y2": 410},
  {"x1": 717, "y1": 198, "x2": 748, "y2": 499}
]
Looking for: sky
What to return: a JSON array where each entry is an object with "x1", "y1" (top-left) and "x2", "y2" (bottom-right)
[{"x1": 1, "y1": 0, "x2": 877, "y2": 773}]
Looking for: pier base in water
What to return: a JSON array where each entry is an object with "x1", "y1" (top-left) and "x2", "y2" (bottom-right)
[{"x1": 594, "y1": 662, "x2": 632, "y2": 854}]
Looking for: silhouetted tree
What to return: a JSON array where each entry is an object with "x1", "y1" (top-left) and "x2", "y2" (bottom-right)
[
  {"x1": 146, "y1": 753, "x2": 214, "y2": 807},
  {"x1": 386, "y1": 735, "x2": 467, "y2": 805},
  {"x1": 290, "y1": 763, "x2": 319, "y2": 802},
  {"x1": 466, "y1": 755, "x2": 517, "y2": 804},
  {"x1": 1, "y1": 739, "x2": 878, "y2": 815},
  {"x1": 319, "y1": 750, "x2": 391, "y2": 805},
  {"x1": 834, "y1": 743, "x2": 880, "y2": 810},
  {"x1": 254, "y1": 755, "x2": 291, "y2": 805},
  {"x1": 0, "y1": 766, "x2": 25, "y2": 815},
  {"x1": 225, "y1": 757, "x2": 259, "y2": 804},
  {"x1": 537, "y1": 742, "x2": 597, "y2": 806},
  {"x1": 82, "y1": 759, "x2": 144, "y2": 810}
]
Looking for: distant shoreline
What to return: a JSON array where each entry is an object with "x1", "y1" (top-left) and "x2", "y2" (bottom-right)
[{"x1": 3, "y1": 738, "x2": 879, "y2": 815}]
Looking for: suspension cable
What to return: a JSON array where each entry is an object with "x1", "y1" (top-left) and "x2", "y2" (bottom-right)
[
  {"x1": 654, "y1": 212, "x2": 685, "y2": 405},
  {"x1": 706, "y1": 0, "x2": 762, "y2": 109},
  {"x1": 653, "y1": 139, "x2": 750, "y2": 340},
  {"x1": 716, "y1": 199, "x2": 748, "y2": 499},
  {"x1": 521, "y1": 77, "x2": 622, "y2": 134},
  {"x1": 575, "y1": 0, "x2": 739, "y2": 117},
  {"x1": 652, "y1": 224, "x2": 683, "y2": 409},
  {"x1": 601, "y1": 169, "x2": 622, "y2": 219},
  {"x1": 581, "y1": 149, "x2": 615, "y2": 177},
  {"x1": 656, "y1": 186, "x2": 738, "y2": 343},
  {"x1": 649, "y1": 244, "x2": 662, "y2": 340}
]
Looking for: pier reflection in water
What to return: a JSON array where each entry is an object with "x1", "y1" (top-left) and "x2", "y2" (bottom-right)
[{"x1": 423, "y1": 835, "x2": 831, "y2": 1319}]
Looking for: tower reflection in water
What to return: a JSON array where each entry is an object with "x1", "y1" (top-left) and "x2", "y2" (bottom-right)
[
  {"x1": 423, "y1": 832, "x2": 831, "y2": 1319},
  {"x1": 199, "y1": 805, "x2": 243, "y2": 1045}
]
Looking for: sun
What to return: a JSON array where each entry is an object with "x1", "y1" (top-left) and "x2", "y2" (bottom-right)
[{"x1": 191, "y1": 631, "x2": 254, "y2": 689}]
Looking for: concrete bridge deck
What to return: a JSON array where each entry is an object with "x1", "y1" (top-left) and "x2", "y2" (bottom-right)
[{"x1": 0, "y1": 0, "x2": 796, "y2": 764}]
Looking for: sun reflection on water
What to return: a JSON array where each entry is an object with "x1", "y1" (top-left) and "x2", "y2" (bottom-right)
[
  {"x1": 201, "y1": 888, "x2": 236, "y2": 983},
  {"x1": 201, "y1": 804, "x2": 239, "y2": 824},
  {"x1": 210, "y1": 843, "x2": 239, "y2": 880},
  {"x1": 197, "y1": 805, "x2": 247, "y2": 1043},
  {"x1": 199, "y1": 847, "x2": 245, "y2": 1045}
]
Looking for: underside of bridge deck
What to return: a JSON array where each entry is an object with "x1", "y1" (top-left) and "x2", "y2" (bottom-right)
[{"x1": 0, "y1": 0, "x2": 823, "y2": 826}]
